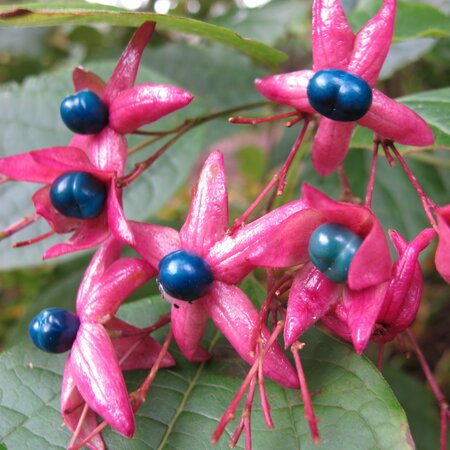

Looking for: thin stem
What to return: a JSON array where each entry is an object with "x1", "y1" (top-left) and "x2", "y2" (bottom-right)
[
  {"x1": 376, "y1": 343, "x2": 385, "y2": 372},
  {"x1": 229, "y1": 110, "x2": 299, "y2": 125},
  {"x1": 337, "y1": 165, "x2": 353, "y2": 202},
  {"x1": 131, "y1": 328, "x2": 174, "y2": 411},
  {"x1": 258, "y1": 341, "x2": 274, "y2": 429},
  {"x1": 229, "y1": 376, "x2": 257, "y2": 449},
  {"x1": 69, "y1": 421, "x2": 107, "y2": 450},
  {"x1": 211, "y1": 320, "x2": 285, "y2": 444},
  {"x1": 228, "y1": 118, "x2": 309, "y2": 235},
  {"x1": 405, "y1": 329, "x2": 449, "y2": 450},
  {"x1": 0, "y1": 213, "x2": 39, "y2": 241},
  {"x1": 291, "y1": 341, "x2": 320, "y2": 444},
  {"x1": 250, "y1": 274, "x2": 292, "y2": 351},
  {"x1": 386, "y1": 143, "x2": 438, "y2": 231},
  {"x1": 68, "y1": 403, "x2": 90, "y2": 449},
  {"x1": 364, "y1": 140, "x2": 380, "y2": 208},
  {"x1": 12, "y1": 229, "x2": 55, "y2": 248}
]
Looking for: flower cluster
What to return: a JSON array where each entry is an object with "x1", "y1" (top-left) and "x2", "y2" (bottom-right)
[{"x1": 1, "y1": 1, "x2": 448, "y2": 450}]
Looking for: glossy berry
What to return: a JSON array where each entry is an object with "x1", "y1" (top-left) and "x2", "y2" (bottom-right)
[
  {"x1": 307, "y1": 69, "x2": 372, "y2": 122},
  {"x1": 60, "y1": 90, "x2": 109, "y2": 134},
  {"x1": 50, "y1": 171, "x2": 107, "y2": 219},
  {"x1": 158, "y1": 250, "x2": 214, "y2": 302},
  {"x1": 308, "y1": 223, "x2": 363, "y2": 284},
  {"x1": 29, "y1": 308, "x2": 80, "y2": 353}
]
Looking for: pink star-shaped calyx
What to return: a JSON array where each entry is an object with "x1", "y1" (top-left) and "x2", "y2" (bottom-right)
[
  {"x1": 0, "y1": 145, "x2": 133, "y2": 259},
  {"x1": 322, "y1": 228, "x2": 435, "y2": 346},
  {"x1": 255, "y1": 0, "x2": 434, "y2": 176},
  {"x1": 125, "y1": 151, "x2": 316, "y2": 389},
  {"x1": 68, "y1": 21, "x2": 194, "y2": 169},
  {"x1": 61, "y1": 238, "x2": 174, "y2": 443},
  {"x1": 282, "y1": 183, "x2": 392, "y2": 354}
]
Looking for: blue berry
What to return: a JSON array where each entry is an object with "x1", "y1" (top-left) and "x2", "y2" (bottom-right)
[
  {"x1": 307, "y1": 69, "x2": 372, "y2": 121},
  {"x1": 308, "y1": 223, "x2": 363, "y2": 284},
  {"x1": 158, "y1": 250, "x2": 214, "y2": 302},
  {"x1": 29, "y1": 308, "x2": 80, "y2": 353},
  {"x1": 50, "y1": 171, "x2": 107, "y2": 219},
  {"x1": 60, "y1": 90, "x2": 109, "y2": 134}
]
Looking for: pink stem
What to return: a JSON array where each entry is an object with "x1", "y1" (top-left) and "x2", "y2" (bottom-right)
[
  {"x1": 228, "y1": 118, "x2": 309, "y2": 235},
  {"x1": 387, "y1": 143, "x2": 438, "y2": 231},
  {"x1": 381, "y1": 141, "x2": 396, "y2": 166},
  {"x1": 211, "y1": 320, "x2": 285, "y2": 444},
  {"x1": 376, "y1": 343, "x2": 385, "y2": 372},
  {"x1": 229, "y1": 376, "x2": 257, "y2": 449},
  {"x1": 229, "y1": 110, "x2": 299, "y2": 125},
  {"x1": 405, "y1": 329, "x2": 449, "y2": 450},
  {"x1": 250, "y1": 274, "x2": 292, "y2": 351},
  {"x1": 68, "y1": 403, "x2": 90, "y2": 449},
  {"x1": 364, "y1": 140, "x2": 380, "y2": 208},
  {"x1": 0, "y1": 213, "x2": 39, "y2": 241},
  {"x1": 258, "y1": 341, "x2": 274, "y2": 429},
  {"x1": 277, "y1": 118, "x2": 309, "y2": 195},
  {"x1": 291, "y1": 342, "x2": 320, "y2": 444},
  {"x1": 12, "y1": 229, "x2": 55, "y2": 248},
  {"x1": 69, "y1": 422, "x2": 107, "y2": 450},
  {"x1": 132, "y1": 328, "x2": 174, "y2": 411},
  {"x1": 337, "y1": 165, "x2": 353, "y2": 202}
]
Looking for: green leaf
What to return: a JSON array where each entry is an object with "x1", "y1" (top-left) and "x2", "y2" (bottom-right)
[
  {"x1": 210, "y1": 0, "x2": 309, "y2": 46},
  {"x1": 0, "y1": 61, "x2": 207, "y2": 269},
  {"x1": 0, "y1": 296, "x2": 414, "y2": 449},
  {"x1": 383, "y1": 364, "x2": 449, "y2": 450},
  {"x1": 349, "y1": 0, "x2": 450, "y2": 40},
  {"x1": 0, "y1": 2, "x2": 287, "y2": 68},
  {"x1": 379, "y1": 38, "x2": 436, "y2": 80}
]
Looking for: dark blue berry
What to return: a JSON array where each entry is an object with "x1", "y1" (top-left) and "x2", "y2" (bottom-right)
[
  {"x1": 158, "y1": 250, "x2": 214, "y2": 302},
  {"x1": 307, "y1": 69, "x2": 372, "y2": 122},
  {"x1": 308, "y1": 223, "x2": 363, "y2": 284},
  {"x1": 60, "y1": 90, "x2": 109, "y2": 134},
  {"x1": 29, "y1": 308, "x2": 80, "y2": 353},
  {"x1": 50, "y1": 171, "x2": 107, "y2": 219}
]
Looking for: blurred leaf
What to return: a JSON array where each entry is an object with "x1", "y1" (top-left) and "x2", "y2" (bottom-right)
[
  {"x1": 210, "y1": 0, "x2": 308, "y2": 45},
  {"x1": 399, "y1": 87, "x2": 450, "y2": 147},
  {"x1": 383, "y1": 364, "x2": 449, "y2": 450},
  {"x1": 349, "y1": 0, "x2": 450, "y2": 40},
  {"x1": 0, "y1": 2, "x2": 287, "y2": 68},
  {"x1": 236, "y1": 146, "x2": 267, "y2": 183},
  {"x1": 0, "y1": 296, "x2": 414, "y2": 449},
  {"x1": 380, "y1": 38, "x2": 436, "y2": 80},
  {"x1": 0, "y1": 61, "x2": 208, "y2": 269}
]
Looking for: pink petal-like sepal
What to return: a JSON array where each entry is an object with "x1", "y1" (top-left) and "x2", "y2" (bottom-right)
[
  {"x1": 347, "y1": 0, "x2": 396, "y2": 87},
  {"x1": 343, "y1": 284, "x2": 388, "y2": 354},
  {"x1": 301, "y1": 183, "x2": 392, "y2": 290},
  {"x1": 312, "y1": 0, "x2": 354, "y2": 70},
  {"x1": 104, "y1": 22, "x2": 156, "y2": 103},
  {"x1": 61, "y1": 357, "x2": 105, "y2": 450},
  {"x1": 109, "y1": 83, "x2": 194, "y2": 134},
  {"x1": 285, "y1": 263, "x2": 340, "y2": 347},
  {"x1": 207, "y1": 198, "x2": 307, "y2": 284},
  {"x1": 72, "y1": 66, "x2": 106, "y2": 98},
  {"x1": 205, "y1": 282, "x2": 299, "y2": 389},
  {"x1": 180, "y1": 151, "x2": 229, "y2": 257},
  {"x1": 358, "y1": 90, "x2": 434, "y2": 146},
  {"x1": 255, "y1": 71, "x2": 316, "y2": 113},
  {"x1": 129, "y1": 221, "x2": 181, "y2": 268},
  {"x1": 436, "y1": 205, "x2": 450, "y2": 283},
  {"x1": 71, "y1": 323, "x2": 135, "y2": 437},
  {"x1": 171, "y1": 300, "x2": 211, "y2": 362},
  {"x1": 311, "y1": 118, "x2": 354, "y2": 176}
]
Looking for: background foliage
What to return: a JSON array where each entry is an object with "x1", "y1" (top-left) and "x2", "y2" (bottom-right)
[{"x1": 0, "y1": 0, "x2": 449, "y2": 449}]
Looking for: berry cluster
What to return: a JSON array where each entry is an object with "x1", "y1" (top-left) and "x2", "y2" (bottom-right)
[{"x1": 0, "y1": 1, "x2": 448, "y2": 449}]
